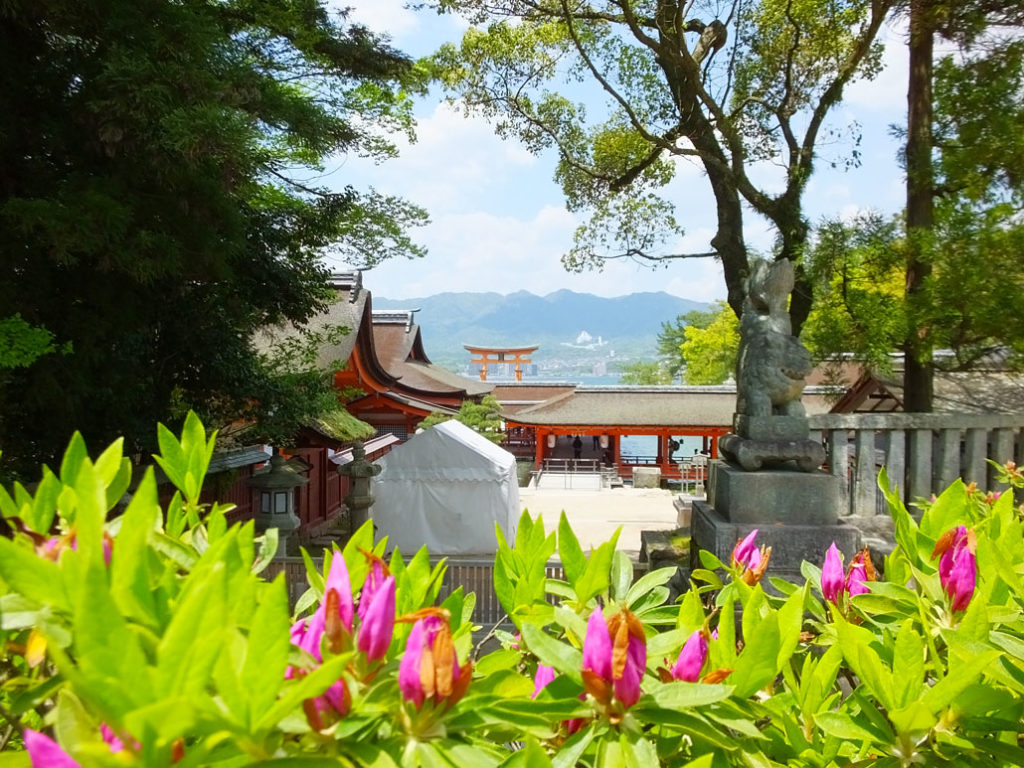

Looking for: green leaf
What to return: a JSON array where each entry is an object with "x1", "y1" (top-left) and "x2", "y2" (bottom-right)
[
  {"x1": 645, "y1": 681, "x2": 733, "y2": 709},
  {"x1": 922, "y1": 647, "x2": 1000, "y2": 714},
  {"x1": 646, "y1": 628, "x2": 689, "y2": 662},
  {"x1": 891, "y1": 620, "x2": 925, "y2": 710},
  {"x1": 832, "y1": 608, "x2": 894, "y2": 711},
  {"x1": 553, "y1": 605, "x2": 588, "y2": 645},
  {"x1": 558, "y1": 511, "x2": 586, "y2": 587},
  {"x1": 698, "y1": 550, "x2": 725, "y2": 570},
  {"x1": 626, "y1": 566, "x2": 678, "y2": 606},
  {"x1": 29, "y1": 468, "x2": 61, "y2": 534},
  {"x1": 730, "y1": 610, "x2": 780, "y2": 699},
  {"x1": 498, "y1": 738, "x2": 553, "y2": 767},
  {"x1": 610, "y1": 550, "x2": 632, "y2": 601},
  {"x1": 150, "y1": 531, "x2": 198, "y2": 572},
  {"x1": 889, "y1": 699, "x2": 936, "y2": 738},
  {"x1": 156, "y1": 561, "x2": 227, "y2": 698},
  {"x1": 110, "y1": 470, "x2": 159, "y2": 623},
  {"x1": 154, "y1": 422, "x2": 187, "y2": 492},
  {"x1": 521, "y1": 623, "x2": 582, "y2": 684},
  {"x1": 814, "y1": 712, "x2": 883, "y2": 744},
  {"x1": 575, "y1": 529, "x2": 621, "y2": 605},
  {"x1": 551, "y1": 723, "x2": 597, "y2": 768},
  {"x1": 59, "y1": 432, "x2": 90, "y2": 489},
  {"x1": 247, "y1": 760, "x2": 351, "y2": 767},
  {"x1": 242, "y1": 576, "x2": 291, "y2": 728},
  {"x1": 301, "y1": 546, "x2": 325, "y2": 596},
  {"x1": 621, "y1": 729, "x2": 658, "y2": 768},
  {"x1": 71, "y1": 558, "x2": 153, "y2": 715},
  {"x1": 256, "y1": 653, "x2": 353, "y2": 730},
  {"x1": 919, "y1": 479, "x2": 969, "y2": 540},
  {"x1": 776, "y1": 583, "x2": 806, "y2": 670},
  {"x1": 71, "y1": 457, "x2": 106, "y2": 568},
  {"x1": 0, "y1": 538, "x2": 69, "y2": 611},
  {"x1": 253, "y1": 528, "x2": 279, "y2": 574}
]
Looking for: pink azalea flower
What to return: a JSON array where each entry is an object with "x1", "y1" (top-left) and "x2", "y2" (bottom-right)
[
  {"x1": 25, "y1": 730, "x2": 81, "y2": 768},
  {"x1": 821, "y1": 542, "x2": 845, "y2": 605},
  {"x1": 398, "y1": 611, "x2": 472, "y2": 710},
  {"x1": 532, "y1": 663, "x2": 556, "y2": 698},
  {"x1": 581, "y1": 606, "x2": 646, "y2": 709},
  {"x1": 357, "y1": 575, "x2": 395, "y2": 662},
  {"x1": 358, "y1": 560, "x2": 388, "y2": 622},
  {"x1": 670, "y1": 630, "x2": 708, "y2": 683},
  {"x1": 324, "y1": 553, "x2": 354, "y2": 635},
  {"x1": 846, "y1": 560, "x2": 869, "y2": 597},
  {"x1": 731, "y1": 529, "x2": 760, "y2": 569},
  {"x1": 934, "y1": 526, "x2": 976, "y2": 611}
]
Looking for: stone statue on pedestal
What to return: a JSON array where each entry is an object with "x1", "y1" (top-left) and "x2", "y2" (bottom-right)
[
  {"x1": 337, "y1": 440, "x2": 381, "y2": 532},
  {"x1": 719, "y1": 258, "x2": 824, "y2": 472},
  {"x1": 691, "y1": 258, "x2": 857, "y2": 582}
]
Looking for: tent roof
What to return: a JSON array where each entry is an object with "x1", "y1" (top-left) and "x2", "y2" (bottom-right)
[{"x1": 377, "y1": 419, "x2": 515, "y2": 482}]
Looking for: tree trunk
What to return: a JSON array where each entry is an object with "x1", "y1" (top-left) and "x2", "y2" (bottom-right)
[{"x1": 904, "y1": 0, "x2": 935, "y2": 411}]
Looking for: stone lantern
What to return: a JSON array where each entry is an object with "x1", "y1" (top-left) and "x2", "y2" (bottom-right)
[
  {"x1": 248, "y1": 452, "x2": 308, "y2": 555},
  {"x1": 337, "y1": 440, "x2": 381, "y2": 532}
]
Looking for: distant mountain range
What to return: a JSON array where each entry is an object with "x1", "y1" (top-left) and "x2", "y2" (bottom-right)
[{"x1": 372, "y1": 290, "x2": 710, "y2": 374}]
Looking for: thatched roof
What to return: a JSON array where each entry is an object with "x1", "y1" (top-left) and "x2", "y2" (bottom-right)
[{"x1": 508, "y1": 385, "x2": 838, "y2": 427}]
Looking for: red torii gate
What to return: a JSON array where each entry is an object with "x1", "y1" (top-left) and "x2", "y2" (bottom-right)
[{"x1": 464, "y1": 344, "x2": 539, "y2": 382}]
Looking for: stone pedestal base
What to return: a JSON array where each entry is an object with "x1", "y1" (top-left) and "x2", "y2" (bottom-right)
[
  {"x1": 708, "y1": 461, "x2": 842, "y2": 526},
  {"x1": 691, "y1": 500, "x2": 861, "y2": 581},
  {"x1": 719, "y1": 433, "x2": 824, "y2": 472}
]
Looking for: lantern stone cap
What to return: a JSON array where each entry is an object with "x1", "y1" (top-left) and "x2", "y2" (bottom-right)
[{"x1": 247, "y1": 453, "x2": 310, "y2": 491}]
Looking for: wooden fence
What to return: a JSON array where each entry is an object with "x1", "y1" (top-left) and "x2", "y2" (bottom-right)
[
  {"x1": 263, "y1": 556, "x2": 566, "y2": 630},
  {"x1": 808, "y1": 413, "x2": 1024, "y2": 517}
]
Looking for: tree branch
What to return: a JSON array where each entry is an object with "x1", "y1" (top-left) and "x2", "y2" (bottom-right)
[{"x1": 559, "y1": 0, "x2": 677, "y2": 154}]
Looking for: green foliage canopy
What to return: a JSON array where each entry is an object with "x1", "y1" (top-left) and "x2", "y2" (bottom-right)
[
  {"x1": 617, "y1": 360, "x2": 673, "y2": 385},
  {"x1": 0, "y1": 0, "x2": 427, "y2": 475},
  {"x1": 419, "y1": 394, "x2": 505, "y2": 443},
  {"x1": 7, "y1": 416, "x2": 1024, "y2": 764},
  {"x1": 804, "y1": 30, "x2": 1024, "y2": 378},
  {"x1": 430, "y1": 0, "x2": 893, "y2": 326},
  {"x1": 680, "y1": 302, "x2": 740, "y2": 385}
]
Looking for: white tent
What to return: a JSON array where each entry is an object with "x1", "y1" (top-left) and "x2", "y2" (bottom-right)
[{"x1": 371, "y1": 420, "x2": 520, "y2": 555}]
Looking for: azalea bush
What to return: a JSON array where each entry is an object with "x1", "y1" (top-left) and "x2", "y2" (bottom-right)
[{"x1": 1, "y1": 416, "x2": 1024, "y2": 767}]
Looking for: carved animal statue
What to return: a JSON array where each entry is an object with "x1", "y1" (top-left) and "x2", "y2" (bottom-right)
[
  {"x1": 736, "y1": 331, "x2": 812, "y2": 418},
  {"x1": 735, "y1": 258, "x2": 812, "y2": 418}
]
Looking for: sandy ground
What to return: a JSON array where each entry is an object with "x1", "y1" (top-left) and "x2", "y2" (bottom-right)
[{"x1": 517, "y1": 485, "x2": 682, "y2": 557}]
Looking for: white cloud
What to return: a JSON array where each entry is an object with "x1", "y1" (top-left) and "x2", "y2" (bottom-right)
[
  {"x1": 338, "y1": 0, "x2": 419, "y2": 41},
  {"x1": 846, "y1": 20, "x2": 909, "y2": 113},
  {"x1": 334, "y1": 101, "x2": 543, "y2": 215},
  {"x1": 330, "y1": 205, "x2": 729, "y2": 302}
]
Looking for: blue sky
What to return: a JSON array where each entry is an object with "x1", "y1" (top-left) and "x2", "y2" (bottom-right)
[{"x1": 331, "y1": 2, "x2": 910, "y2": 303}]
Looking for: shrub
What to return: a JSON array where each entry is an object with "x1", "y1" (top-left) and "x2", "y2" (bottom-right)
[{"x1": 2, "y1": 417, "x2": 1024, "y2": 766}]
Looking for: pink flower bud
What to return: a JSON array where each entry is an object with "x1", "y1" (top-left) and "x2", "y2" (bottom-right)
[
  {"x1": 670, "y1": 630, "x2": 708, "y2": 682},
  {"x1": 100, "y1": 724, "x2": 125, "y2": 753},
  {"x1": 934, "y1": 526, "x2": 976, "y2": 611},
  {"x1": 324, "y1": 554, "x2": 354, "y2": 634},
  {"x1": 582, "y1": 607, "x2": 613, "y2": 681},
  {"x1": 821, "y1": 542, "x2": 845, "y2": 605},
  {"x1": 25, "y1": 730, "x2": 81, "y2": 768},
  {"x1": 357, "y1": 575, "x2": 395, "y2": 662},
  {"x1": 581, "y1": 606, "x2": 646, "y2": 709},
  {"x1": 398, "y1": 611, "x2": 471, "y2": 709},
  {"x1": 357, "y1": 560, "x2": 387, "y2": 621},
  {"x1": 731, "y1": 529, "x2": 760, "y2": 569},
  {"x1": 532, "y1": 663, "x2": 556, "y2": 698}
]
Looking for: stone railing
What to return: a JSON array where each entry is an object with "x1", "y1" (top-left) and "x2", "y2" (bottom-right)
[{"x1": 808, "y1": 413, "x2": 1024, "y2": 517}]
